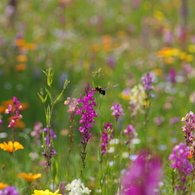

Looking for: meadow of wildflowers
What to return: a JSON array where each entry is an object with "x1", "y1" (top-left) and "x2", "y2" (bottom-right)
[{"x1": 1, "y1": 0, "x2": 195, "y2": 194}]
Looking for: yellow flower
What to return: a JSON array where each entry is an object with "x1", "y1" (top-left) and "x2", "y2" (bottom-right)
[
  {"x1": 185, "y1": 54, "x2": 194, "y2": 62},
  {"x1": 188, "y1": 44, "x2": 195, "y2": 53},
  {"x1": 164, "y1": 57, "x2": 175, "y2": 64},
  {"x1": 18, "y1": 172, "x2": 42, "y2": 182},
  {"x1": 0, "y1": 183, "x2": 9, "y2": 189},
  {"x1": 152, "y1": 69, "x2": 162, "y2": 76},
  {"x1": 154, "y1": 11, "x2": 164, "y2": 21},
  {"x1": 24, "y1": 43, "x2": 36, "y2": 50},
  {"x1": 0, "y1": 141, "x2": 24, "y2": 153},
  {"x1": 31, "y1": 189, "x2": 61, "y2": 195},
  {"x1": 16, "y1": 55, "x2": 28, "y2": 63},
  {"x1": 156, "y1": 47, "x2": 180, "y2": 58}
]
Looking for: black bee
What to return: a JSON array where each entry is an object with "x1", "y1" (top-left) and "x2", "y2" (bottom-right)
[{"x1": 95, "y1": 86, "x2": 107, "y2": 95}]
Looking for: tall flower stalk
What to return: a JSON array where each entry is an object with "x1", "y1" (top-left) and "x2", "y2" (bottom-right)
[
  {"x1": 37, "y1": 68, "x2": 69, "y2": 185},
  {"x1": 141, "y1": 73, "x2": 154, "y2": 143},
  {"x1": 99, "y1": 123, "x2": 114, "y2": 193},
  {"x1": 64, "y1": 97, "x2": 79, "y2": 178},
  {"x1": 181, "y1": 111, "x2": 195, "y2": 194},
  {"x1": 75, "y1": 85, "x2": 97, "y2": 177},
  {"x1": 64, "y1": 97, "x2": 79, "y2": 157}
]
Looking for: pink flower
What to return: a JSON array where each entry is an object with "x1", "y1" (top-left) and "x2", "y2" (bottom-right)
[
  {"x1": 100, "y1": 123, "x2": 114, "y2": 154},
  {"x1": 110, "y1": 103, "x2": 125, "y2": 121},
  {"x1": 120, "y1": 150, "x2": 162, "y2": 195}
]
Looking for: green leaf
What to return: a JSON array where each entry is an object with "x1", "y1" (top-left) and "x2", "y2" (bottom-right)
[
  {"x1": 46, "y1": 68, "x2": 54, "y2": 87},
  {"x1": 37, "y1": 92, "x2": 48, "y2": 103},
  {"x1": 52, "y1": 159, "x2": 58, "y2": 181},
  {"x1": 63, "y1": 79, "x2": 70, "y2": 90},
  {"x1": 53, "y1": 91, "x2": 63, "y2": 104},
  {"x1": 45, "y1": 106, "x2": 51, "y2": 126},
  {"x1": 45, "y1": 87, "x2": 52, "y2": 102}
]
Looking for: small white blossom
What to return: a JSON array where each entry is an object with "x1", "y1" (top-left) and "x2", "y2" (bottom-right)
[{"x1": 66, "y1": 179, "x2": 91, "y2": 195}]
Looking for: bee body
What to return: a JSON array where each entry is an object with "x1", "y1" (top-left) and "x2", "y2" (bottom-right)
[{"x1": 95, "y1": 86, "x2": 106, "y2": 95}]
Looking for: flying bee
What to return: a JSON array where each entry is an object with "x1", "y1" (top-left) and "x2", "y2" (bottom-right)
[
  {"x1": 95, "y1": 84, "x2": 119, "y2": 96},
  {"x1": 95, "y1": 86, "x2": 107, "y2": 95}
]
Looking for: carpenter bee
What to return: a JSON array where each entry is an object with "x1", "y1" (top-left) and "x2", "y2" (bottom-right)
[{"x1": 95, "y1": 86, "x2": 107, "y2": 95}]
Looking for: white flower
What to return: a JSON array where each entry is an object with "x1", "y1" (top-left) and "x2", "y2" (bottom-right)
[{"x1": 66, "y1": 179, "x2": 91, "y2": 195}]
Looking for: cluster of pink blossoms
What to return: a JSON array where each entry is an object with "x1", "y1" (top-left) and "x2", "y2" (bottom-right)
[
  {"x1": 110, "y1": 103, "x2": 125, "y2": 121},
  {"x1": 5, "y1": 97, "x2": 23, "y2": 128},
  {"x1": 100, "y1": 123, "x2": 114, "y2": 154},
  {"x1": 123, "y1": 124, "x2": 137, "y2": 145},
  {"x1": 181, "y1": 111, "x2": 195, "y2": 147}
]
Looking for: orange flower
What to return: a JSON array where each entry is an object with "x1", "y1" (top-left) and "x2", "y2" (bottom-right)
[
  {"x1": 0, "y1": 141, "x2": 24, "y2": 153},
  {"x1": 24, "y1": 43, "x2": 36, "y2": 50},
  {"x1": 16, "y1": 55, "x2": 28, "y2": 63},
  {"x1": 0, "y1": 183, "x2": 9, "y2": 189},
  {"x1": 0, "y1": 106, "x2": 5, "y2": 113},
  {"x1": 21, "y1": 103, "x2": 29, "y2": 110},
  {"x1": 15, "y1": 64, "x2": 27, "y2": 71},
  {"x1": 1, "y1": 99, "x2": 29, "y2": 111},
  {"x1": 152, "y1": 68, "x2": 163, "y2": 76},
  {"x1": 2, "y1": 100, "x2": 13, "y2": 107},
  {"x1": 102, "y1": 34, "x2": 112, "y2": 45},
  {"x1": 187, "y1": 151, "x2": 194, "y2": 159},
  {"x1": 91, "y1": 44, "x2": 100, "y2": 52},
  {"x1": 17, "y1": 172, "x2": 42, "y2": 182},
  {"x1": 15, "y1": 38, "x2": 25, "y2": 48}
]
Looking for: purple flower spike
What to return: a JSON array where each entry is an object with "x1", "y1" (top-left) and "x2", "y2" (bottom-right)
[
  {"x1": 141, "y1": 73, "x2": 154, "y2": 91},
  {"x1": 169, "y1": 143, "x2": 192, "y2": 176},
  {"x1": 169, "y1": 142, "x2": 193, "y2": 192},
  {"x1": 120, "y1": 150, "x2": 162, "y2": 195},
  {"x1": 41, "y1": 127, "x2": 58, "y2": 167},
  {"x1": 0, "y1": 186, "x2": 19, "y2": 195},
  {"x1": 181, "y1": 111, "x2": 195, "y2": 147}
]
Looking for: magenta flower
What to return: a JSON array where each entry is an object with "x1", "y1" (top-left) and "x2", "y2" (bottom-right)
[
  {"x1": 110, "y1": 103, "x2": 125, "y2": 121},
  {"x1": 0, "y1": 186, "x2": 19, "y2": 195},
  {"x1": 123, "y1": 125, "x2": 137, "y2": 145},
  {"x1": 75, "y1": 85, "x2": 98, "y2": 171},
  {"x1": 5, "y1": 97, "x2": 23, "y2": 129},
  {"x1": 76, "y1": 86, "x2": 97, "y2": 144},
  {"x1": 169, "y1": 142, "x2": 193, "y2": 192},
  {"x1": 100, "y1": 123, "x2": 114, "y2": 154},
  {"x1": 169, "y1": 68, "x2": 176, "y2": 84},
  {"x1": 169, "y1": 142, "x2": 192, "y2": 175},
  {"x1": 120, "y1": 150, "x2": 162, "y2": 195}
]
